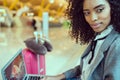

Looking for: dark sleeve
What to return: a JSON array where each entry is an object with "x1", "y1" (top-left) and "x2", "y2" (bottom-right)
[
  {"x1": 61, "y1": 77, "x2": 81, "y2": 80},
  {"x1": 63, "y1": 65, "x2": 81, "y2": 79}
]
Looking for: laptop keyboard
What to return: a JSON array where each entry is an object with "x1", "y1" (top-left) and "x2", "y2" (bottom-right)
[{"x1": 24, "y1": 75, "x2": 44, "y2": 80}]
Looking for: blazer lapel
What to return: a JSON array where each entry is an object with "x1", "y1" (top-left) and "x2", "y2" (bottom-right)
[
  {"x1": 81, "y1": 44, "x2": 91, "y2": 58},
  {"x1": 81, "y1": 29, "x2": 119, "y2": 79}
]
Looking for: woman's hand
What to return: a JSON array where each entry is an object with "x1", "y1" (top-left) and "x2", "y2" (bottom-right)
[{"x1": 41, "y1": 74, "x2": 65, "y2": 80}]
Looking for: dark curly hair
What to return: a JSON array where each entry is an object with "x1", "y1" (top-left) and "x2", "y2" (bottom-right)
[{"x1": 66, "y1": 0, "x2": 120, "y2": 44}]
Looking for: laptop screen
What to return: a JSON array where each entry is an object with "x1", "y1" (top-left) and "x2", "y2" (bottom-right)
[{"x1": 1, "y1": 49, "x2": 26, "y2": 80}]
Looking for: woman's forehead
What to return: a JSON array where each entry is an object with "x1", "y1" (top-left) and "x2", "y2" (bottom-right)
[{"x1": 83, "y1": 0, "x2": 109, "y2": 9}]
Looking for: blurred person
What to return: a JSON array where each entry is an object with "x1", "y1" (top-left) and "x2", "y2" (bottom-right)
[
  {"x1": 41, "y1": 0, "x2": 120, "y2": 80},
  {"x1": 31, "y1": 18, "x2": 37, "y2": 31},
  {"x1": 30, "y1": 17, "x2": 42, "y2": 31}
]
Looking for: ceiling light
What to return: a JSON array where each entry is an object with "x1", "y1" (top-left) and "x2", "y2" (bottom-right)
[{"x1": 49, "y1": 0, "x2": 54, "y2": 4}]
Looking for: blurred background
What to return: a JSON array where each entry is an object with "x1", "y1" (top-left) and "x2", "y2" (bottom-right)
[
  {"x1": 0, "y1": 0, "x2": 87, "y2": 80},
  {"x1": 0, "y1": 0, "x2": 68, "y2": 26}
]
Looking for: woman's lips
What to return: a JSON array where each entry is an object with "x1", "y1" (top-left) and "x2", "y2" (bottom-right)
[{"x1": 91, "y1": 23, "x2": 101, "y2": 29}]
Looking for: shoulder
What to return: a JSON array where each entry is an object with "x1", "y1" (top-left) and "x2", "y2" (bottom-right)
[
  {"x1": 107, "y1": 33, "x2": 120, "y2": 56},
  {"x1": 112, "y1": 33, "x2": 120, "y2": 47}
]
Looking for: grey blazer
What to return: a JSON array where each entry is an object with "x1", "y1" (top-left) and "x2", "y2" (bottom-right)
[{"x1": 63, "y1": 29, "x2": 120, "y2": 80}]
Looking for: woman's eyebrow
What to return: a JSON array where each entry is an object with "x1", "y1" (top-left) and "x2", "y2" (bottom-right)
[
  {"x1": 83, "y1": 4, "x2": 105, "y2": 11},
  {"x1": 93, "y1": 4, "x2": 105, "y2": 9}
]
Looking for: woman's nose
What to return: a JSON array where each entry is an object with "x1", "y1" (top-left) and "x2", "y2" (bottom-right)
[{"x1": 90, "y1": 13, "x2": 98, "y2": 22}]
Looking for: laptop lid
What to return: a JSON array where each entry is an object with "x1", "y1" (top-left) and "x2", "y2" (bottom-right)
[{"x1": 1, "y1": 49, "x2": 26, "y2": 80}]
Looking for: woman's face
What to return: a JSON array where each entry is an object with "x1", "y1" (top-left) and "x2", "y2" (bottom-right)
[{"x1": 83, "y1": 0, "x2": 111, "y2": 33}]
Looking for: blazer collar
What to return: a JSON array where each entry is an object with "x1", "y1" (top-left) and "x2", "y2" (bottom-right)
[
  {"x1": 81, "y1": 29, "x2": 118, "y2": 59},
  {"x1": 81, "y1": 29, "x2": 119, "y2": 79}
]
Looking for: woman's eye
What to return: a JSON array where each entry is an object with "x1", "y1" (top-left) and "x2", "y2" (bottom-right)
[
  {"x1": 83, "y1": 11, "x2": 90, "y2": 16},
  {"x1": 96, "y1": 7, "x2": 104, "y2": 13}
]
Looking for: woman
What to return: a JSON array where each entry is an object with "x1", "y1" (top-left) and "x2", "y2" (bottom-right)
[{"x1": 43, "y1": 0, "x2": 120, "y2": 80}]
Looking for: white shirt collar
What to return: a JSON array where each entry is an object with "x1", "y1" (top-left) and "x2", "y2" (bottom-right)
[{"x1": 94, "y1": 25, "x2": 113, "y2": 41}]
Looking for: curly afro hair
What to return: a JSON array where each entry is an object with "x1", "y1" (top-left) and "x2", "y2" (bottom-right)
[{"x1": 66, "y1": 0, "x2": 120, "y2": 44}]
